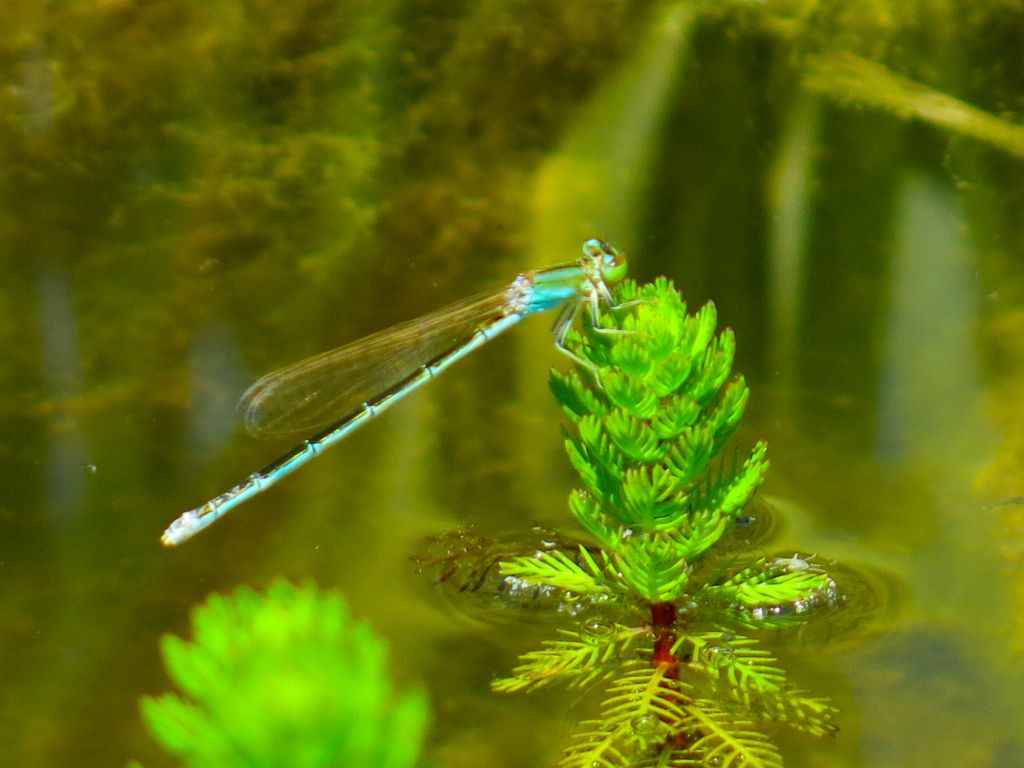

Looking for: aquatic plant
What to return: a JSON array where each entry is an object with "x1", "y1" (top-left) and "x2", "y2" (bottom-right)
[
  {"x1": 139, "y1": 581, "x2": 428, "y2": 768},
  {"x1": 486, "y1": 278, "x2": 839, "y2": 767}
]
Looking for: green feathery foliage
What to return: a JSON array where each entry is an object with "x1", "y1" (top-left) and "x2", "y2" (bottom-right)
[
  {"x1": 492, "y1": 270, "x2": 841, "y2": 767},
  {"x1": 140, "y1": 581, "x2": 429, "y2": 768},
  {"x1": 493, "y1": 623, "x2": 649, "y2": 693}
]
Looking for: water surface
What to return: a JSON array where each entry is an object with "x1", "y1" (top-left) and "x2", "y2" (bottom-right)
[{"x1": 2, "y1": 2, "x2": 1024, "y2": 766}]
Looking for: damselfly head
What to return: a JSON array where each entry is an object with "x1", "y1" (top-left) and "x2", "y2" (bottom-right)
[{"x1": 582, "y1": 238, "x2": 628, "y2": 285}]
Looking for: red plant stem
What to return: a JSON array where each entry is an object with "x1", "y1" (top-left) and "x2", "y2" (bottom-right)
[
  {"x1": 650, "y1": 600, "x2": 696, "y2": 750},
  {"x1": 650, "y1": 601, "x2": 678, "y2": 679}
]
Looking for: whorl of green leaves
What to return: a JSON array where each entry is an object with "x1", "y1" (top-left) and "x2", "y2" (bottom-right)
[
  {"x1": 551, "y1": 278, "x2": 768, "y2": 601},
  {"x1": 140, "y1": 581, "x2": 428, "y2": 768}
]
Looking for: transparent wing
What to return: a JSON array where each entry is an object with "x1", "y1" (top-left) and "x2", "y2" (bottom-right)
[{"x1": 239, "y1": 286, "x2": 514, "y2": 437}]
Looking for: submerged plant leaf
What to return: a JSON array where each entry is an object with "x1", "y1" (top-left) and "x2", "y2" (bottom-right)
[
  {"x1": 493, "y1": 624, "x2": 648, "y2": 693},
  {"x1": 803, "y1": 52, "x2": 1024, "y2": 159}
]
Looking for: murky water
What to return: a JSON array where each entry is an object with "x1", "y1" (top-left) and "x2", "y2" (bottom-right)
[{"x1": 2, "y1": 2, "x2": 1024, "y2": 767}]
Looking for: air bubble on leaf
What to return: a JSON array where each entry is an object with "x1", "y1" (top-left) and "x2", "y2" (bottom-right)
[
  {"x1": 773, "y1": 553, "x2": 813, "y2": 572},
  {"x1": 580, "y1": 618, "x2": 613, "y2": 640},
  {"x1": 677, "y1": 599, "x2": 698, "y2": 615},
  {"x1": 708, "y1": 644, "x2": 735, "y2": 660},
  {"x1": 632, "y1": 714, "x2": 660, "y2": 735}
]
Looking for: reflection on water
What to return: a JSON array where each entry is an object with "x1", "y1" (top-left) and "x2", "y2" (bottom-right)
[
  {"x1": 37, "y1": 266, "x2": 89, "y2": 526},
  {"x1": 2, "y1": 2, "x2": 1024, "y2": 767}
]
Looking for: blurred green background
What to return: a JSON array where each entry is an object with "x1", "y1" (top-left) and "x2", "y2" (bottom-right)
[{"x1": 3, "y1": 0, "x2": 1024, "y2": 766}]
